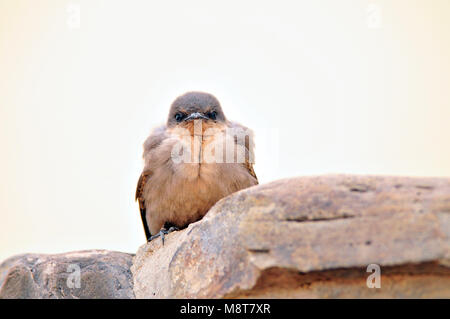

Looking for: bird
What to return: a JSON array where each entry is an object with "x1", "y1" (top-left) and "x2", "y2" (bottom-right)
[{"x1": 135, "y1": 91, "x2": 258, "y2": 244}]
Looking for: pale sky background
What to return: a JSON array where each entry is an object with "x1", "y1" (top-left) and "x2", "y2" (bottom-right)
[{"x1": 0, "y1": 0, "x2": 449, "y2": 262}]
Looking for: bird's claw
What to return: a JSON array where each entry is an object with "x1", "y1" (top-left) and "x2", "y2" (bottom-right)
[{"x1": 148, "y1": 226, "x2": 179, "y2": 246}]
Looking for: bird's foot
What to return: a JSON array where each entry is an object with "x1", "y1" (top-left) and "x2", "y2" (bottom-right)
[
  {"x1": 167, "y1": 226, "x2": 179, "y2": 233},
  {"x1": 148, "y1": 226, "x2": 179, "y2": 246}
]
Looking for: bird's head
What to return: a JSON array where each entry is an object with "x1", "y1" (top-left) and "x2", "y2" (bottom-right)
[{"x1": 167, "y1": 92, "x2": 226, "y2": 128}]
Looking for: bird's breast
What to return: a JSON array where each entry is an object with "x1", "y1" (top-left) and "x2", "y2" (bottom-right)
[{"x1": 143, "y1": 123, "x2": 257, "y2": 233}]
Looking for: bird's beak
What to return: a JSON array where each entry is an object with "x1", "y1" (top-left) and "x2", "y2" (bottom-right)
[{"x1": 184, "y1": 112, "x2": 209, "y2": 122}]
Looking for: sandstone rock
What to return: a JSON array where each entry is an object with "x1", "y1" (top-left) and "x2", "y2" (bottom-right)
[
  {"x1": 1, "y1": 175, "x2": 449, "y2": 299},
  {"x1": 131, "y1": 175, "x2": 450, "y2": 298},
  {"x1": 0, "y1": 250, "x2": 134, "y2": 299}
]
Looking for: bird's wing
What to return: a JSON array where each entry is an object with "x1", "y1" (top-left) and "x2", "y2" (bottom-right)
[
  {"x1": 228, "y1": 121, "x2": 258, "y2": 184},
  {"x1": 135, "y1": 125, "x2": 168, "y2": 241},
  {"x1": 244, "y1": 160, "x2": 258, "y2": 183},
  {"x1": 135, "y1": 171, "x2": 151, "y2": 240}
]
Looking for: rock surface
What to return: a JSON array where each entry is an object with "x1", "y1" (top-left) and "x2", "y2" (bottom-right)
[
  {"x1": 1, "y1": 175, "x2": 449, "y2": 298},
  {"x1": 131, "y1": 175, "x2": 450, "y2": 298},
  {"x1": 0, "y1": 250, "x2": 134, "y2": 299}
]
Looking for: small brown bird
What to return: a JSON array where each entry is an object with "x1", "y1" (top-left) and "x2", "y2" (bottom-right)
[{"x1": 135, "y1": 92, "x2": 258, "y2": 243}]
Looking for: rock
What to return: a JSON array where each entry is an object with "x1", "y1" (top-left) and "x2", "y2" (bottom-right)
[
  {"x1": 0, "y1": 250, "x2": 134, "y2": 299},
  {"x1": 131, "y1": 175, "x2": 450, "y2": 298},
  {"x1": 1, "y1": 175, "x2": 449, "y2": 299}
]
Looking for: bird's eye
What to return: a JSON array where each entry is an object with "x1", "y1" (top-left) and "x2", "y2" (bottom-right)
[
  {"x1": 175, "y1": 113, "x2": 184, "y2": 122},
  {"x1": 208, "y1": 111, "x2": 217, "y2": 120}
]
